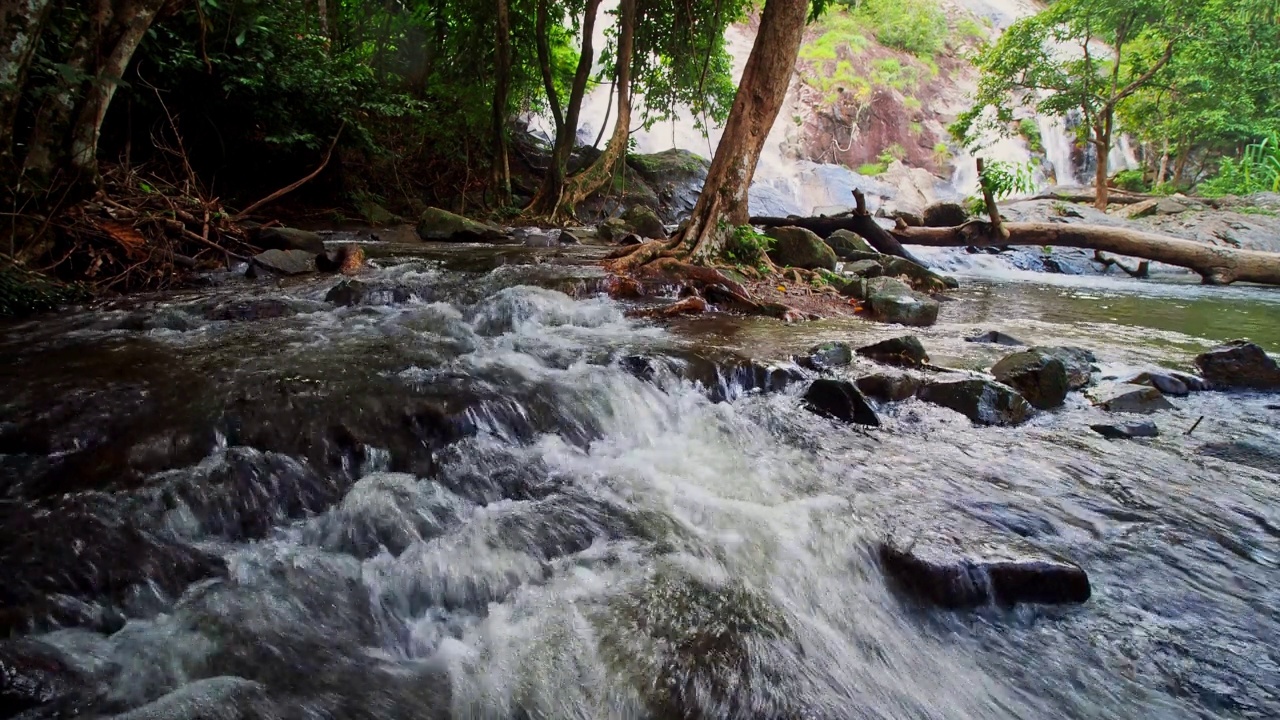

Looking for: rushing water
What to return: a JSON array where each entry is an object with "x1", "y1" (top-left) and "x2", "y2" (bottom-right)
[{"x1": 1, "y1": 241, "x2": 1278, "y2": 719}]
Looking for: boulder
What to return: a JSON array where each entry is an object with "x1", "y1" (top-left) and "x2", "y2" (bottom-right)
[
  {"x1": 991, "y1": 350, "x2": 1070, "y2": 410},
  {"x1": 802, "y1": 379, "x2": 880, "y2": 427},
  {"x1": 856, "y1": 336, "x2": 929, "y2": 368},
  {"x1": 844, "y1": 259, "x2": 884, "y2": 278},
  {"x1": 796, "y1": 341, "x2": 854, "y2": 371},
  {"x1": 879, "y1": 256, "x2": 959, "y2": 292},
  {"x1": 1124, "y1": 371, "x2": 1190, "y2": 397},
  {"x1": 558, "y1": 228, "x2": 590, "y2": 244},
  {"x1": 765, "y1": 226, "x2": 838, "y2": 270},
  {"x1": 922, "y1": 201, "x2": 970, "y2": 228},
  {"x1": 965, "y1": 330, "x2": 1026, "y2": 347},
  {"x1": 357, "y1": 199, "x2": 399, "y2": 226},
  {"x1": 1155, "y1": 198, "x2": 1189, "y2": 215},
  {"x1": 918, "y1": 379, "x2": 1033, "y2": 426},
  {"x1": 416, "y1": 207, "x2": 509, "y2": 242},
  {"x1": 207, "y1": 298, "x2": 298, "y2": 322},
  {"x1": 597, "y1": 218, "x2": 629, "y2": 242},
  {"x1": 621, "y1": 205, "x2": 668, "y2": 239},
  {"x1": 0, "y1": 639, "x2": 96, "y2": 716},
  {"x1": 879, "y1": 537, "x2": 1090, "y2": 608},
  {"x1": 1194, "y1": 340, "x2": 1280, "y2": 390},
  {"x1": 254, "y1": 227, "x2": 326, "y2": 254},
  {"x1": 856, "y1": 374, "x2": 922, "y2": 403},
  {"x1": 1117, "y1": 198, "x2": 1161, "y2": 219},
  {"x1": 864, "y1": 277, "x2": 939, "y2": 327},
  {"x1": 1032, "y1": 346, "x2": 1096, "y2": 390},
  {"x1": 249, "y1": 249, "x2": 316, "y2": 276},
  {"x1": 826, "y1": 229, "x2": 876, "y2": 257},
  {"x1": 1090, "y1": 421, "x2": 1159, "y2": 439},
  {"x1": 1087, "y1": 383, "x2": 1176, "y2": 413},
  {"x1": 1168, "y1": 371, "x2": 1211, "y2": 392},
  {"x1": 325, "y1": 279, "x2": 413, "y2": 307}
]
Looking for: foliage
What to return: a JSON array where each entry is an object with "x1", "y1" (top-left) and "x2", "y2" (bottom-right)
[
  {"x1": 857, "y1": 162, "x2": 887, "y2": 176},
  {"x1": 1113, "y1": 168, "x2": 1149, "y2": 192},
  {"x1": 1200, "y1": 134, "x2": 1280, "y2": 196},
  {"x1": 1019, "y1": 119, "x2": 1044, "y2": 154},
  {"x1": 968, "y1": 159, "x2": 1035, "y2": 214},
  {"x1": 724, "y1": 225, "x2": 774, "y2": 268},
  {"x1": 839, "y1": 0, "x2": 949, "y2": 57}
]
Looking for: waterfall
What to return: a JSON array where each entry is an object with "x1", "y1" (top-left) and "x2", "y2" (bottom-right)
[{"x1": 1038, "y1": 115, "x2": 1077, "y2": 186}]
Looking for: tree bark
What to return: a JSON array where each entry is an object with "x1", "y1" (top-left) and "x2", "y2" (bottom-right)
[
  {"x1": 0, "y1": 0, "x2": 54, "y2": 172},
  {"x1": 673, "y1": 0, "x2": 809, "y2": 263},
  {"x1": 492, "y1": 0, "x2": 513, "y2": 205},
  {"x1": 894, "y1": 221, "x2": 1280, "y2": 286},
  {"x1": 556, "y1": 0, "x2": 634, "y2": 217},
  {"x1": 1092, "y1": 123, "x2": 1110, "y2": 211},
  {"x1": 527, "y1": 0, "x2": 602, "y2": 217}
]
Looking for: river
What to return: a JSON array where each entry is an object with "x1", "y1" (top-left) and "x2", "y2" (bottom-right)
[{"x1": 1, "y1": 240, "x2": 1278, "y2": 718}]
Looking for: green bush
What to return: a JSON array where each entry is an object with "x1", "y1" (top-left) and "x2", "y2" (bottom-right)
[
  {"x1": 724, "y1": 225, "x2": 775, "y2": 266},
  {"x1": 1113, "y1": 169, "x2": 1149, "y2": 192},
  {"x1": 842, "y1": 0, "x2": 949, "y2": 57},
  {"x1": 1018, "y1": 118, "x2": 1044, "y2": 154},
  {"x1": 1199, "y1": 135, "x2": 1280, "y2": 197},
  {"x1": 858, "y1": 162, "x2": 888, "y2": 176}
]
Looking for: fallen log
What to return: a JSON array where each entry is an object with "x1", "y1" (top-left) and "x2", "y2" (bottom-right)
[
  {"x1": 892, "y1": 221, "x2": 1280, "y2": 286},
  {"x1": 1029, "y1": 189, "x2": 1151, "y2": 205},
  {"x1": 751, "y1": 189, "x2": 929, "y2": 267}
]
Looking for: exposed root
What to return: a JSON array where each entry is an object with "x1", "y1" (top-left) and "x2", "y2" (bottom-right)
[
  {"x1": 602, "y1": 240, "x2": 673, "y2": 273},
  {"x1": 624, "y1": 295, "x2": 708, "y2": 319}
]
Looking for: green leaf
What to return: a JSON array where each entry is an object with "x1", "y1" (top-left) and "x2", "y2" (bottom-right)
[{"x1": 235, "y1": 30, "x2": 247, "y2": 47}]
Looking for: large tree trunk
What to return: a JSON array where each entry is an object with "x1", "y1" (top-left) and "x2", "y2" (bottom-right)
[
  {"x1": 0, "y1": 0, "x2": 54, "y2": 174},
  {"x1": 1092, "y1": 120, "x2": 1111, "y2": 211},
  {"x1": 556, "y1": 0, "x2": 634, "y2": 218},
  {"x1": 527, "y1": 0, "x2": 602, "y2": 217},
  {"x1": 673, "y1": 0, "x2": 809, "y2": 263},
  {"x1": 491, "y1": 0, "x2": 513, "y2": 205},
  {"x1": 896, "y1": 222, "x2": 1280, "y2": 286}
]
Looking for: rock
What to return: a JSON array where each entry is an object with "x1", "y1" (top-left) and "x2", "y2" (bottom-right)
[
  {"x1": 1167, "y1": 371, "x2": 1211, "y2": 392},
  {"x1": 1118, "y1": 198, "x2": 1161, "y2": 219},
  {"x1": 856, "y1": 336, "x2": 929, "y2": 368},
  {"x1": 764, "y1": 226, "x2": 838, "y2": 270},
  {"x1": 802, "y1": 379, "x2": 880, "y2": 427},
  {"x1": 826, "y1": 229, "x2": 876, "y2": 257},
  {"x1": 796, "y1": 341, "x2": 854, "y2": 371},
  {"x1": 1090, "y1": 420, "x2": 1159, "y2": 439},
  {"x1": 357, "y1": 200, "x2": 398, "y2": 226},
  {"x1": 918, "y1": 379, "x2": 1033, "y2": 426},
  {"x1": 991, "y1": 350, "x2": 1070, "y2": 410},
  {"x1": 814, "y1": 204, "x2": 854, "y2": 217},
  {"x1": 922, "y1": 201, "x2": 970, "y2": 228},
  {"x1": 0, "y1": 638, "x2": 96, "y2": 716},
  {"x1": 844, "y1": 259, "x2": 884, "y2": 278},
  {"x1": 315, "y1": 243, "x2": 364, "y2": 274},
  {"x1": 878, "y1": 537, "x2": 1091, "y2": 608},
  {"x1": 1087, "y1": 383, "x2": 1176, "y2": 413},
  {"x1": 878, "y1": 256, "x2": 959, "y2": 292},
  {"x1": 1124, "y1": 371, "x2": 1190, "y2": 397},
  {"x1": 1199, "y1": 440, "x2": 1280, "y2": 474},
  {"x1": 597, "y1": 217, "x2": 630, "y2": 243},
  {"x1": 249, "y1": 249, "x2": 316, "y2": 276},
  {"x1": 625, "y1": 149, "x2": 710, "y2": 222},
  {"x1": 416, "y1": 207, "x2": 509, "y2": 242},
  {"x1": 516, "y1": 228, "x2": 557, "y2": 247},
  {"x1": 558, "y1": 228, "x2": 590, "y2": 244},
  {"x1": 1155, "y1": 198, "x2": 1189, "y2": 215},
  {"x1": 108, "y1": 677, "x2": 274, "y2": 720},
  {"x1": 254, "y1": 227, "x2": 326, "y2": 254},
  {"x1": 855, "y1": 374, "x2": 922, "y2": 403},
  {"x1": 965, "y1": 330, "x2": 1026, "y2": 347},
  {"x1": 886, "y1": 207, "x2": 924, "y2": 227},
  {"x1": 840, "y1": 277, "x2": 867, "y2": 300},
  {"x1": 1194, "y1": 340, "x2": 1280, "y2": 390},
  {"x1": 207, "y1": 299, "x2": 300, "y2": 322},
  {"x1": 621, "y1": 205, "x2": 667, "y2": 239},
  {"x1": 864, "y1": 277, "x2": 939, "y2": 327},
  {"x1": 325, "y1": 279, "x2": 413, "y2": 307},
  {"x1": 1033, "y1": 346, "x2": 1097, "y2": 390}
]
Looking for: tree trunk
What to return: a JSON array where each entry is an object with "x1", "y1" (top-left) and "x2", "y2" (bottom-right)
[
  {"x1": 556, "y1": 0, "x2": 634, "y2": 218},
  {"x1": 1156, "y1": 138, "x2": 1170, "y2": 187},
  {"x1": 893, "y1": 222, "x2": 1280, "y2": 286},
  {"x1": 1093, "y1": 121, "x2": 1111, "y2": 211},
  {"x1": 1171, "y1": 141, "x2": 1190, "y2": 189},
  {"x1": 492, "y1": 0, "x2": 513, "y2": 205},
  {"x1": 673, "y1": 0, "x2": 808, "y2": 263},
  {"x1": 527, "y1": 0, "x2": 602, "y2": 217},
  {"x1": 0, "y1": 0, "x2": 54, "y2": 172}
]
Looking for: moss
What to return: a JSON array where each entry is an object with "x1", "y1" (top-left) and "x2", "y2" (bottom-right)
[
  {"x1": 858, "y1": 162, "x2": 889, "y2": 176},
  {"x1": 0, "y1": 262, "x2": 91, "y2": 317},
  {"x1": 1018, "y1": 118, "x2": 1044, "y2": 155}
]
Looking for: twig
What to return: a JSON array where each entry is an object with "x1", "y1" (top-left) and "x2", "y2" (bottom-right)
[
  {"x1": 233, "y1": 121, "x2": 346, "y2": 220},
  {"x1": 1185, "y1": 416, "x2": 1204, "y2": 436}
]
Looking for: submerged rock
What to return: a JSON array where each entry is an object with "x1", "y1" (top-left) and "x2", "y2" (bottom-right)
[
  {"x1": 1199, "y1": 440, "x2": 1280, "y2": 474},
  {"x1": 248, "y1": 249, "x2": 316, "y2": 276},
  {"x1": 1124, "y1": 371, "x2": 1190, "y2": 397},
  {"x1": 1033, "y1": 346, "x2": 1096, "y2": 390},
  {"x1": 863, "y1": 277, "x2": 939, "y2": 327},
  {"x1": 765, "y1": 226, "x2": 838, "y2": 271},
  {"x1": 991, "y1": 350, "x2": 1069, "y2": 410},
  {"x1": 878, "y1": 538, "x2": 1091, "y2": 608},
  {"x1": 1195, "y1": 340, "x2": 1280, "y2": 390},
  {"x1": 416, "y1": 207, "x2": 510, "y2": 243},
  {"x1": 254, "y1": 226, "x2": 325, "y2": 254},
  {"x1": 1090, "y1": 421, "x2": 1159, "y2": 439},
  {"x1": 0, "y1": 638, "x2": 97, "y2": 716},
  {"x1": 856, "y1": 335, "x2": 929, "y2": 368},
  {"x1": 856, "y1": 374, "x2": 922, "y2": 403},
  {"x1": 108, "y1": 677, "x2": 272, "y2": 720},
  {"x1": 918, "y1": 379, "x2": 1033, "y2": 426},
  {"x1": 1088, "y1": 383, "x2": 1176, "y2": 414},
  {"x1": 802, "y1": 379, "x2": 880, "y2": 427},
  {"x1": 965, "y1": 330, "x2": 1026, "y2": 347},
  {"x1": 795, "y1": 341, "x2": 854, "y2": 370},
  {"x1": 1168, "y1": 371, "x2": 1211, "y2": 392}
]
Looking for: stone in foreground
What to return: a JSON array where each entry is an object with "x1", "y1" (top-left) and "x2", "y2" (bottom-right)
[
  {"x1": 1124, "y1": 371, "x2": 1191, "y2": 397},
  {"x1": 1090, "y1": 421, "x2": 1159, "y2": 439},
  {"x1": 878, "y1": 537, "x2": 1091, "y2": 608},
  {"x1": 765, "y1": 226, "x2": 838, "y2": 271},
  {"x1": 254, "y1": 226, "x2": 326, "y2": 254},
  {"x1": 918, "y1": 379, "x2": 1033, "y2": 426},
  {"x1": 856, "y1": 374, "x2": 922, "y2": 403},
  {"x1": 1032, "y1": 345, "x2": 1097, "y2": 390},
  {"x1": 864, "y1": 277, "x2": 939, "y2": 327},
  {"x1": 803, "y1": 379, "x2": 880, "y2": 427},
  {"x1": 965, "y1": 330, "x2": 1026, "y2": 347},
  {"x1": 1088, "y1": 383, "x2": 1175, "y2": 414},
  {"x1": 1194, "y1": 340, "x2": 1280, "y2": 390},
  {"x1": 796, "y1": 341, "x2": 854, "y2": 370},
  {"x1": 249, "y1": 249, "x2": 316, "y2": 276},
  {"x1": 856, "y1": 335, "x2": 929, "y2": 368},
  {"x1": 992, "y1": 350, "x2": 1070, "y2": 410},
  {"x1": 826, "y1": 229, "x2": 876, "y2": 257}
]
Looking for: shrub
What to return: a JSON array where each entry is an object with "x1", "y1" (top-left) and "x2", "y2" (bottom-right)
[
  {"x1": 843, "y1": 0, "x2": 949, "y2": 57},
  {"x1": 1018, "y1": 118, "x2": 1044, "y2": 154},
  {"x1": 1113, "y1": 169, "x2": 1148, "y2": 193}
]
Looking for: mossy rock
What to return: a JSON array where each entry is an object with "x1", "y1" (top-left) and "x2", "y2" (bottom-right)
[
  {"x1": 826, "y1": 229, "x2": 876, "y2": 257},
  {"x1": 626, "y1": 149, "x2": 710, "y2": 181},
  {"x1": 621, "y1": 205, "x2": 667, "y2": 239},
  {"x1": 416, "y1": 207, "x2": 510, "y2": 242},
  {"x1": 0, "y1": 263, "x2": 91, "y2": 317},
  {"x1": 764, "y1": 226, "x2": 837, "y2": 271}
]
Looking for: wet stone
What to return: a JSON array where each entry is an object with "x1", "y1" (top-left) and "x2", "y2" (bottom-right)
[
  {"x1": 765, "y1": 226, "x2": 838, "y2": 271},
  {"x1": 1199, "y1": 440, "x2": 1280, "y2": 474},
  {"x1": 1125, "y1": 371, "x2": 1191, "y2": 397},
  {"x1": 206, "y1": 298, "x2": 298, "y2": 322},
  {"x1": 992, "y1": 349, "x2": 1070, "y2": 410},
  {"x1": 108, "y1": 677, "x2": 272, "y2": 720},
  {"x1": 1088, "y1": 383, "x2": 1176, "y2": 414},
  {"x1": 1033, "y1": 345, "x2": 1097, "y2": 390},
  {"x1": 802, "y1": 379, "x2": 880, "y2": 427},
  {"x1": 1195, "y1": 340, "x2": 1280, "y2": 390},
  {"x1": 878, "y1": 537, "x2": 1091, "y2": 609},
  {"x1": 248, "y1": 249, "x2": 317, "y2": 276},
  {"x1": 856, "y1": 335, "x2": 929, "y2": 368},
  {"x1": 254, "y1": 227, "x2": 325, "y2": 254},
  {"x1": 826, "y1": 229, "x2": 876, "y2": 257},
  {"x1": 0, "y1": 638, "x2": 97, "y2": 717},
  {"x1": 795, "y1": 341, "x2": 854, "y2": 370},
  {"x1": 864, "y1": 277, "x2": 939, "y2": 327},
  {"x1": 965, "y1": 330, "x2": 1026, "y2": 347},
  {"x1": 843, "y1": 259, "x2": 884, "y2": 278},
  {"x1": 917, "y1": 379, "x2": 1033, "y2": 426},
  {"x1": 855, "y1": 374, "x2": 922, "y2": 403},
  {"x1": 325, "y1": 279, "x2": 414, "y2": 307},
  {"x1": 1091, "y1": 420, "x2": 1160, "y2": 440}
]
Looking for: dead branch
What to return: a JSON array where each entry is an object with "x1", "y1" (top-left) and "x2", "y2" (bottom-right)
[{"x1": 234, "y1": 122, "x2": 346, "y2": 220}]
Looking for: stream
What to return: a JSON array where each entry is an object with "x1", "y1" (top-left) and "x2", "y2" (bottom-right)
[{"x1": 2, "y1": 240, "x2": 1278, "y2": 719}]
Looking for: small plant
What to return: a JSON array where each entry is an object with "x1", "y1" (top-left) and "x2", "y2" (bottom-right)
[
  {"x1": 724, "y1": 225, "x2": 774, "y2": 266},
  {"x1": 932, "y1": 142, "x2": 952, "y2": 166},
  {"x1": 909, "y1": 121, "x2": 924, "y2": 137},
  {"x1": 858, "y1": 162, "x2": 888, "y2": 176},
  {"x1": 968, "y1": 159, "x2": 1036, "y2": 215},
  {"x1": 1018, "y1": 118, "x2": 1044, "y2": 154},
  {"x1": 1051, "y1": 200, "x2": 1070, "y2": 216},
  {"x1": 1200, "y1": 133, "x2": 1280, "y2": 197},
  {"x1": 1113, "y1": 169, "x2": 1148, "y2": 192}
]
